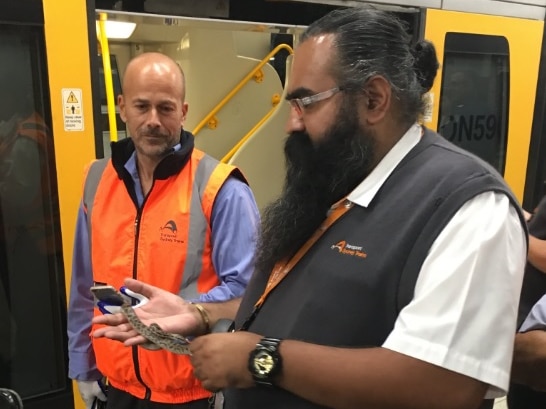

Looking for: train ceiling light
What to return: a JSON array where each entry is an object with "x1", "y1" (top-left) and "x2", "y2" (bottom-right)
[{"x1": 96, "y1": 20, "x2": 137, "y2": 39}]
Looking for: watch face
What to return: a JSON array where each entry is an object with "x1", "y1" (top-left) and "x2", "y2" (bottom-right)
[{"x1": 253, "y1": 350, "x2": 275, "y2": 378}]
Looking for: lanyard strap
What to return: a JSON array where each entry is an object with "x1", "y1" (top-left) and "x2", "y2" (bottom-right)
[
  {"x1": 238, "y1": 197, "x2": 353, "y2": 331},
  {"x1": 255, "y1": 198, "x2": 354, "y2": 309}
]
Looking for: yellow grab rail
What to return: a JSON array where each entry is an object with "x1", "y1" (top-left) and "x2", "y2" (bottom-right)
[
  {"x1": 97, "y1": 12, "x2": 118, "y2": 142},
  {"x1": 192, "y1": 43, "x2": 293, "y2": 136}
]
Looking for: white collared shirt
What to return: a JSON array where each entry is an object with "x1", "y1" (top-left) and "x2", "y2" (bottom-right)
[{"x1": 347, "y1": 124, "x2": 526, "y2": 398}]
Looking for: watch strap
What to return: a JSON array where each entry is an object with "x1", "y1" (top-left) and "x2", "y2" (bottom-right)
[{"x1": 258, "y1": 337, "x2": 282, "y2": 350}]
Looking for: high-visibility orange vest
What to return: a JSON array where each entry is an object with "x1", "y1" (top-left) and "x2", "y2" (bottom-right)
[{"x1": 85, "y1": 147, "x2": 244, "y2": 403}]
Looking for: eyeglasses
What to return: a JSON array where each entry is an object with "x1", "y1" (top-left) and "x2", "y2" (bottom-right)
[{"x1": 287, "y1": 87, "x2": 343, "y2": 116}]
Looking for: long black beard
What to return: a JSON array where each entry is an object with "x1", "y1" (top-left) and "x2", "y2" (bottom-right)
[{"x1": 255, "y1": 101, "x2": 376, "y2": 276}]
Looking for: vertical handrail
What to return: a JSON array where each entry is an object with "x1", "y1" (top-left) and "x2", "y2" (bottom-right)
[
  {"x1": 192, "y1": 43, "x2": 293, "y2": 136},
  {"x1": 97, "y1": 12, "x2": 118, "y2": 142}
]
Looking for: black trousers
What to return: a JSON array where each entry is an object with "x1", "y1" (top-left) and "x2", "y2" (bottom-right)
[{"x1": 105, "y1": 386, "x2": 210, "y2": 409}]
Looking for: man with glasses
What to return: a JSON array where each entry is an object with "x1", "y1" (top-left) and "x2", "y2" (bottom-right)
[{"x1": 93, "y1": 7, "x2": 527, "y2": 409}]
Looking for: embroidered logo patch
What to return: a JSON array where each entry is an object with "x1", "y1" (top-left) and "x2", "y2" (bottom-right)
[
  {"x1": 330, "y1": 240, "x2": 367, "y2": 258},
  {"x1": 159, "y1": 220, "x2": 183, "y2": 243}
]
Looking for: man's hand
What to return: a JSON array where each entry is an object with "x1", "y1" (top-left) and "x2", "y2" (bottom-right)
[
  {"x1": 190, "y1": 331, "x2": 262, "y2": 392},
  {"x1": 92, "y1": 278, "x2": 203, "y2": 346},
  {"x1": 76, "y1": 380, "x2": 106, "y2": 409}
]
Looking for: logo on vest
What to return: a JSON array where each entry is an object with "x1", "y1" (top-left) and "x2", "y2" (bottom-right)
[
  {"x1": 330, "y1": 240, "x2": 367, "y2": 258},
  {"x1": 159, "y1": 220, "x2": 183, "y2": 243}
]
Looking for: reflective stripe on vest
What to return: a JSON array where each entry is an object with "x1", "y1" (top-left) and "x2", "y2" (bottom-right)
[
  {"x1": 82, "y1": 158, "x2": 109, "y2": 259},
  {"x1": 178, "y1": 153, "x2": 219, "y2": 300}
]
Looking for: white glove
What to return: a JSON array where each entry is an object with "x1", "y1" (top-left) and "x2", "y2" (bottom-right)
[{"x1": 76, "y1": 380, "x2": 107, "y2": 409}]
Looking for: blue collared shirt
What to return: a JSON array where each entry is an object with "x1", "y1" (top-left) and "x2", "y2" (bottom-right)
[{"x1": 520, "y1": 294, "x2": 546, "y2": 332}]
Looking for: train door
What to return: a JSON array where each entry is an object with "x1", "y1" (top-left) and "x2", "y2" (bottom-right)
[
  {"x1": 424, "y1": 9, "x2": 544, "y2": 202},
  {"x1": 0, "y1": 0, "x2": 96, "y2": 407},
  {"x1": 0, "y1": 0, "x2": 74, "y2": 408}
]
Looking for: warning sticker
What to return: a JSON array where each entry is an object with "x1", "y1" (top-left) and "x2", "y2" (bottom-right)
[
  {"x1": 62, "y1": 88, "x2": 84, "y2": 131},
  {"x1": 66, "y1": 91, "x2": 79, "y2": 104}
]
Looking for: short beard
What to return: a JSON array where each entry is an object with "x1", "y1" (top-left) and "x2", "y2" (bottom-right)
[
  {"x1": 255, "y1": 99, "x2": 376, "y2": 276},
  {"x1": 134, "y1": 127, "x2": 178, "y2": 160}
]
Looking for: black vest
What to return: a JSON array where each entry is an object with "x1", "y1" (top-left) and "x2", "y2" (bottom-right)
[{"x1": 225, "y1": 128, "x2": 524, "y2": 409}]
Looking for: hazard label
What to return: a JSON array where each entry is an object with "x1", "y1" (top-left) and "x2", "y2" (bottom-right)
[
  {"x1": 66, "y1": 91, "x2": 79, "y2": 104},
  {"x1": 62, "y1": 88, "x2": 84, "y2": 131}
]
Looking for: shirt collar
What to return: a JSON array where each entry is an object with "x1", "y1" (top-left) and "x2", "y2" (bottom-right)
[
  {"x1": 347, "y1": 123, "x2": 422, "y2": 208},
  {"x1": 124, "y1": 142, "x2": 182, "y2": 177}
]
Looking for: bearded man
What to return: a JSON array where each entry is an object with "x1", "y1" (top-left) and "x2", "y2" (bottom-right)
[{"x1": 93, "y1": 7, "x2": 527, "y2": 409}]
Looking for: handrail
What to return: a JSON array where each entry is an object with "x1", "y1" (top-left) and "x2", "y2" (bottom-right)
[
  {"x1": 192, "y1": 43, "x2": 293, "y2": 136},
  {"x1": 97, "y1": 12, "x2": 118, "y2": 142}
]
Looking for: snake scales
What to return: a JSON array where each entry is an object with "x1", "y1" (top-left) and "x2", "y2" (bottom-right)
[{"x1": 120, "y1": 302, "x2": 192, "y2": 355}]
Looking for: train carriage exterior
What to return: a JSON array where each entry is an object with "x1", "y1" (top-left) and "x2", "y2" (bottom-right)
[{"x1": 1, "y1": 0, "x2": 545, "y2": 408}]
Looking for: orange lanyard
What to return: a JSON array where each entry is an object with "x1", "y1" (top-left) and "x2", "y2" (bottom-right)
[{"x1": 254, "y1": 198, "x2": 354, "y2": 309}]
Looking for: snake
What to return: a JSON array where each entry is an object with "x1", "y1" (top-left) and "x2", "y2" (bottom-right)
[{"x1": 120, "y1": 302, "x2": 192, "y2": 355}]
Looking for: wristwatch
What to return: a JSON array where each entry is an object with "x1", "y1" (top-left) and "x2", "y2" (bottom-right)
[{"x1": 248, "y1": 337, "x2": 283, "y2": 386}]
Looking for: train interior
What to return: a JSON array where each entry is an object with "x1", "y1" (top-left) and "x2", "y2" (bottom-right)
[
  {"x1": 93, "y1": 7, "x2": 419, "y2": 211},
  {"x1": 1, "y1": 1, "x2": 546, "y2": 408},
  {"x1": 97, "y1": 12, "x2": 300, "y2": 211}
]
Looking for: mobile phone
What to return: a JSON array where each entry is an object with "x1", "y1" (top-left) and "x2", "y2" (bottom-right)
[{"x1": 90, "y1": 285, "x2": 126, "y2": 306}]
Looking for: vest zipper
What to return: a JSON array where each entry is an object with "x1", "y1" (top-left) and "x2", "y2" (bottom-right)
[{"x1": 132, "y1": 207, "x2": 152, "y2": 400}]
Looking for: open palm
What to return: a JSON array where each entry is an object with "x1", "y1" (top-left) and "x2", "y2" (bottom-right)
[{"x1": 92, "y1": 278, "x2": 202, "y2": 346}]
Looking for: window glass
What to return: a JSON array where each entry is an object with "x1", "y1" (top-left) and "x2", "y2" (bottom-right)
[
  {"x1": 438, "y1": 33, "x2": 509, "y2": 174},
  {"x1": 0, "y1": 26, "x2": 67, "y2": 399}
]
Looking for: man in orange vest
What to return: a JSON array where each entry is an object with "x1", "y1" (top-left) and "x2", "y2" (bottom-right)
[{"x1": 67, "y1": 52, "x2": 260, "y2": 409}]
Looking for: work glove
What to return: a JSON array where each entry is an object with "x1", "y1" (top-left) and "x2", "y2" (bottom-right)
[
  {"x1": 76, "y1": 380, "x2": 107, "y2": 409},
  {"x1": 95, "y1": 286, "x2": 148, "y2": 315}
]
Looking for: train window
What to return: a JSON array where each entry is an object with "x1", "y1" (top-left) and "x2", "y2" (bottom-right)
[
  {"x1": 0, "y1": 26, "x2": 68, "y2": 401},
  {"x1": 438, "y1": 33, "x2": 509, "y2": 174},
  {"x1": 269, "y1": 33, "x2": 293, "y2": 87}
]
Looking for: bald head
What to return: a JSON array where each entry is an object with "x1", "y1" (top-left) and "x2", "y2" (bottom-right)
[{"x1": 122, "y1": 52, "x2": 186, "y2": 101}]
